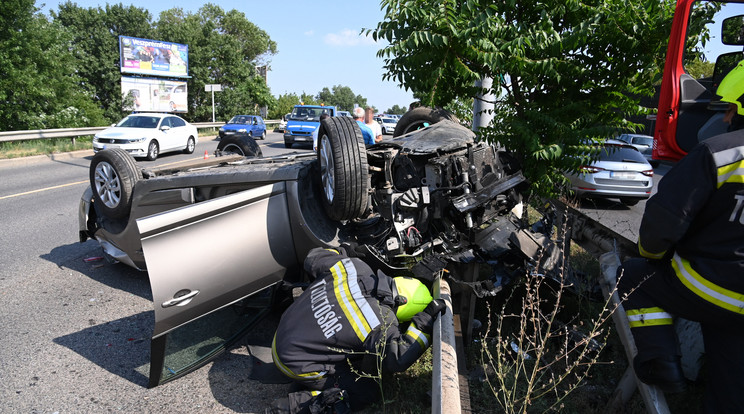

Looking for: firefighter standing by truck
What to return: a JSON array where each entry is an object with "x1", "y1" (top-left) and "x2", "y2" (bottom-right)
[
  {"x1": 270, "y1": 247, "x2": 446, "y2": 413},
  {"x1": 618, "y1": 61, "x2": 744, "y2": 413}
]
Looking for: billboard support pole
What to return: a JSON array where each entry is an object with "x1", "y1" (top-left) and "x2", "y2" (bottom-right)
[{"x1": 211, "y1": 89, "x2": 215, "y2": 122}]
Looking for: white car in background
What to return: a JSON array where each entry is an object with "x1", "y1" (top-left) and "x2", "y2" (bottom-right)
[
  {"x1": 380, "y1": 117, "x2": 398, "y2": 134},
  {"x1": 93, "y1": 113, "x2": 198, "y2": 161}
]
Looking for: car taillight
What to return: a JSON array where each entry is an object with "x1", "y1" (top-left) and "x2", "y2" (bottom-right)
[
  {"x1": 641, "y1": 170, "x2": 654, "y2": 177},
  {"x1": 579, "y1": 165, "x2": 603, "y2": 174}
]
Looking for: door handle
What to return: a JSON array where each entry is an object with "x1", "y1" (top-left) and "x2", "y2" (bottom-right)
[{"x1": 161, "y1": 289, "x2": 200, "y2": 308}]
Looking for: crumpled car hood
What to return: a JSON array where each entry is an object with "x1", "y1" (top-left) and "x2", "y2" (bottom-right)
[{"x1": 389, "y1": 120, "x2": 476, "y2": 155}]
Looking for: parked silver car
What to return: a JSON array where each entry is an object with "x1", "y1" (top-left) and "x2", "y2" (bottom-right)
[
  {"x1": 616, "y1": 133, "x2": 658, "y2": 167},
  {"x1": 78, "y1": 112, "x2": 543, "y2": 388},
  {"x1": 565, "y1": 140, "x2": 654, "y2": 206}
]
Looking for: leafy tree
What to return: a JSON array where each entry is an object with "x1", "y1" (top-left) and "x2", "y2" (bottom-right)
[
  {"x1": 299, "y1": 92, "x2": 318, "y2": 106},
  {"x1": 316, "y1": 85, "x2": 368, "y2": 111},
  {"x1": 0, "y1": 0, "x2": 105, "y2": 130},
  {"x1": 685, "y1": 59, "x2": 715, "y2": 80},
  {"x1": 155, "y1": 4, "x2": 277, "y2": 122},
  {"x1": 269, "y1": 93, "x2": 301, "y2": 119},
  {"x1": 53, "y1": 2, "x2": 155, "y2": 123},
  {"x1": 371, "y1": 0, "x2": 720, "y2": 198},
  {"x1": 385, "y1": 104, "x2": 407, "y2": 115}
]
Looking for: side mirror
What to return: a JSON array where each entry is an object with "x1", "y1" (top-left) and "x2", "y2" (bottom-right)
[
  {"x1": 712, "y1": 51, "x2": 744, "y2": 89},
  {"x1": 722, "y1": 15, "x2": 744, "y2": 45},
  {"x1": 160, "y1": 125, "x2": 171, "y2": 131}
]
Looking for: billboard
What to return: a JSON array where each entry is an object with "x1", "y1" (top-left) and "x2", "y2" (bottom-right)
[
  {"x1": 119, "y1": 36, "x2": 188, "y2": 78},
  {"x1": 122, "y1": 76, "x2": 188, "y2": 113}
]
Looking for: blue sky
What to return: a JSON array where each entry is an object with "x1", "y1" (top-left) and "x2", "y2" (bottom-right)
[{"x1": 38, "y1": 0, "x2": 415, "y2": 113}]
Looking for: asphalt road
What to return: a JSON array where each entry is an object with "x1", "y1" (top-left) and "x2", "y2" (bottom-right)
[
  {"x1": 0, "y1": 131, "x2": 667, "y2": 413},
  {"x1": 0, "y1": 131, "x2": 310, "y2": 413}
]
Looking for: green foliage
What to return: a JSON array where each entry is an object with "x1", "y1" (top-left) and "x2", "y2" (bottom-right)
[
  {"x1": 384, "y1": 104, "x2": 407, "y2": 114},
  {"x1": 316, "y1": 85, "x2": 368, "y2": 111},
  {"x1": 370, "y1": 0, "x2": 719, "y2": 198},
  {"x1": 299, "y1": 92, "x2": 318, "y2": 105},
  {"x1": 54, "y1": 2, "x2": 155, "y2": 123},
  {"x1": 269, "y1": 93, "x2": 301, "y2": 119},
  {"x1": 0, "y1": 0, "x2": 105, "y2": 130},
  {"x1": 685, "y1": 58, "x2": 715, "y2": 80},
  {"x1": 154, "y1": 4, "x2": 277, "y2": 122}
]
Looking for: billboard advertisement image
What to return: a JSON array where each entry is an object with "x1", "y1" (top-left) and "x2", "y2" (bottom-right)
[
  {"x1": 119, "y1": 36, "x2": 189, "y2": 78},
  {"x1": 122, "y1": 77, "x2": 188, "y2": 113}
]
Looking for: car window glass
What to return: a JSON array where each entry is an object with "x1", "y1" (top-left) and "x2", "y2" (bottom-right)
[
  {"x1": 161, "y1": 117, "x2": 171, "y2": 128},
  {"x1": 170, "y1": 117, "x2": 186, "y2": 128},
  {"x1": 632, "y1": 136, "x2": 653, "y2": 146},
  {"x1": 599, "y1": 146, "x2": 647, "y2": 163}
]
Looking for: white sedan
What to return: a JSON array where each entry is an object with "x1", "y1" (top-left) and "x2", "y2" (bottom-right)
[{"x1": 93, "y1": 113, "x2": 198, "y2": 161}]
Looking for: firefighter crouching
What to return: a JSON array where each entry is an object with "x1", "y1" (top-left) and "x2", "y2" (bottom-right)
[
  {"x1": 270, "y1": 247, "x2": 446, "y2": 413},
  {"x1": 617, "y1": 60, "x2": 744, "y2": 413}
]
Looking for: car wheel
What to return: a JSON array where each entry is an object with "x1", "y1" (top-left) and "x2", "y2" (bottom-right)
[
  {"x1": 317, "y1": 116, "x2": 369, "y2": 221},
  {"x1": 217, "y1": 135, "x2": 263, "y2": 157},
  {"x1": 146, "y1": 140, "x2": 159, "y2": 161},
  {"x1": 393, "y1": 106, "x2": 459, "y2": 137},
  {"x1": 261, "y1": 130, "x2": 266, "y2": 140},
  {"x1": 90, "y1": 148, "x2": 141, "y2": 219},
  {"x1": 184, "y1": 137, "x2": 195, "y2": 154},
  {"x1": 285, "y1": 142, "x2": 292, "y2": 149},
  {"x1": 620, "y1": 198, "x2": 640, "y2": 206}
]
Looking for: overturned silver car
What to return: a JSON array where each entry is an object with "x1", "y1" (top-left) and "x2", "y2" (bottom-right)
[{"x1": 78, "y1": 112, "x2": 540, "y2": 387}]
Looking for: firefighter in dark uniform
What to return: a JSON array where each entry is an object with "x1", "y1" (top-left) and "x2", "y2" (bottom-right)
[
  {"x1": 618, "y1": 60, "x2": 744, "y2": 413},
  {"x1": 271, "y1": 247, "x2": 446, "y2": 413}
]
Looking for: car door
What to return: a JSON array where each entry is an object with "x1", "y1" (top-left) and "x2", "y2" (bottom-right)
[
  {"x1": 256, "y1": 116, "x2": 266, "y2": 136},
  {"x1": 655, "y1": 2, "x2": 744, "y2": 161},
  {"x1": 168, "y1": 116, "x2": 188, "y2": 150},
  {"x1": 136, "y1": 183, "x2": 297, "y2": 387}
]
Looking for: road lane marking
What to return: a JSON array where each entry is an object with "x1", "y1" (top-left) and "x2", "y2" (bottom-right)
[{"x1": 0, "y1": 180, "x2": 88, "y2": 201}]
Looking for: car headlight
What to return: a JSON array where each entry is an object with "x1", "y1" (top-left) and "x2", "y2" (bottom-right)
[
  {"x1": 238, "y1": 128, "x2": 247, "y2": 133},
  {"x1": 219, "y1": 127, "x2": 224, "y2": 132},
  {"x1": 128, "y1": 137, "x2": 147, "y2": 143},
  {"x1": 93, "y1": 137, "x2": 99, "y2": 142}
]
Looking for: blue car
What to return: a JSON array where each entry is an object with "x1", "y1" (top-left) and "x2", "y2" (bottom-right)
[{"x1": 219, "y1": 115, "x2": 267, "y2": 140}]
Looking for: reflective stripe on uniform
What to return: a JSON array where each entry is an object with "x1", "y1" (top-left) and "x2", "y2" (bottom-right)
[
  {"x1": 405, "y1": 325, "x2": 430, "y2": 349},
  {"x1": 331, "y1": 258, "x2": 381, "y2": 342},
  {"x1": 673, "y1": 253, "x2": 744, "y2": 314},
  {"x1": 638, "y1": 239, "x2": 666, "y2": 260},
  {"x1": 625, "y1": 307, "x2": 673, "y2": 328},
  {"x1": 713, "y1": 146, "x2": 744, "y2": 188},
  {"x1": 271, "y1": 334, "x2": 327, "y2": 380}
]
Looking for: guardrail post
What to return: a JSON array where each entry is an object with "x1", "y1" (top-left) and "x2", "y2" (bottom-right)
[{"x1": 432, "y1": 276, "x2": 461, "y2": 414}]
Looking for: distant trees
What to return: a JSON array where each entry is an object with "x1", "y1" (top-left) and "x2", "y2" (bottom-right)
[
  {"x1": 0, "y1": 2, "x2": 277, "y2": 130},
  {"x1": 316, "y1": 85, "x2": 368, "y2": 112},
  {"x1": 154, "y1": 4, "x2": 277, "y2": 122},
  {"x1": 385, "y1": 104, "x2": 407, "y2": 115},
  {"x1": 0, "y1": 0, "x2": 106, "y2": 130}
]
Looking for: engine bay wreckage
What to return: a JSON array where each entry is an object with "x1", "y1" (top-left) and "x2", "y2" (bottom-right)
[{"x1": 78, "y1": 113, "x2": 569, "y2": 386}]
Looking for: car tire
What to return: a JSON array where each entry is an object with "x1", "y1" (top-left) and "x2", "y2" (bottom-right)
[
  {"x1": 285, "y1": 142, "x2": 292, "y2": 149},
  {"x1": 184, "y1": 137, "x2": 195, "y2": 154},
  {"x1": 620, "y1": 198, "x2": 640, "y2": 206},
  {"x1": 145, "y1": 140, "x2": 159, "y2": 161},
  {"x1": 393, "y1": 106, "x2": 459, "y2": 137},
  {"x1": 217, "y1": 135, "x2": 263, "y2": 157},
  {"x1": 90, "y1": 148, "x2": 141, "y2": 219},
  {"x1": 261, "y1": 130, "x2": 266, "y2": 140},
  {"x1": 317, "y1": 116, "x2": 369, "y2": 221}
]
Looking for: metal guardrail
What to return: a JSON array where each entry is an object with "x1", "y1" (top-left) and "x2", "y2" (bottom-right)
[
  {"x1": 0, "y1": 120, "x2": 280, "y2": 143},
  {"x1": 432, "y1": 277, "x2": 461, "y2": 414}
]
